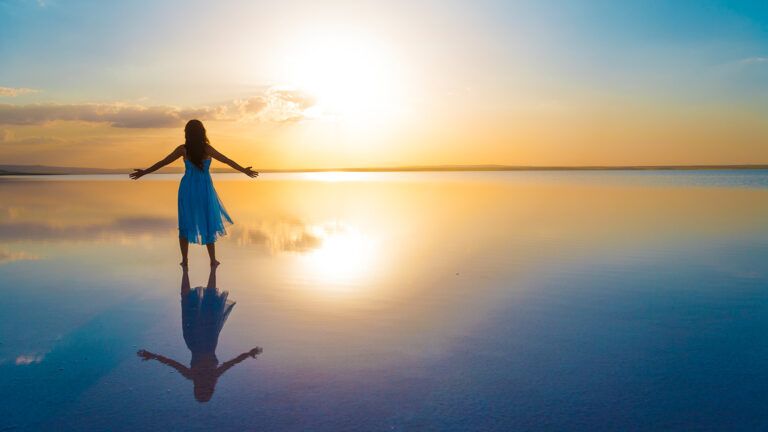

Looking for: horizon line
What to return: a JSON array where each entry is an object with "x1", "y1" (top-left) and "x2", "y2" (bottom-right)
[{"x1": 2, "y1": 163, "x2": 768, "y2": 175}]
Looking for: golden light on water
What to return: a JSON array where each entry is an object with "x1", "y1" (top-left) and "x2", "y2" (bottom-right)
[
  {"x1": 300, "y1": 172, "x2": 379, "y2": 182},
  {"x1": 300, "y1": 224, "x2": 377, "y2": 290}
]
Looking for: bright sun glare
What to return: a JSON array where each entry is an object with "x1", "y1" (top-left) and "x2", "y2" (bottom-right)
[
  {"x1": 281, "y1": 32, "x2": 404, "y2": 125},
  {"x1": 301, "y1": 224, "x2": 377, "y2": 291}
]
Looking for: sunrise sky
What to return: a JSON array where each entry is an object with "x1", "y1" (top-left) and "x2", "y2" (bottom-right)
[{"x1": 1, "y1": 0, "x2": 767, "y2": 169}]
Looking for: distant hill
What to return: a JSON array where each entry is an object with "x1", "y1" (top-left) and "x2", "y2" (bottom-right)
[
  {"x1": 0, "y1": 165, "x2": 132, "y2": 175},
  {"x1": 0, "y1": 165, "x2": 185, "y2": 175},
  {"x1": 1, "y1": 164, "x2": 767, "y2": 175}
]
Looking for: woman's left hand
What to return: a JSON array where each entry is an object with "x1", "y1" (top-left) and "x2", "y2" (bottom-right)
[{"x1": 243, "y1": 167, "x2": 259, "y2": 178}]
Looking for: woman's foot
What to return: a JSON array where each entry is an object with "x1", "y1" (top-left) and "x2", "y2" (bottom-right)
[{"x1": 210, "y1": 260, "x2": 220, "y2": 267}]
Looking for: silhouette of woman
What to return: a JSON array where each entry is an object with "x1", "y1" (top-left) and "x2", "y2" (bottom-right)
[
  {"x1": 137, "y1": 264, "x2": 262, "y2": 402},
  {"x1": 129, "y1": 119, "x2": 258, "y2": 266}
]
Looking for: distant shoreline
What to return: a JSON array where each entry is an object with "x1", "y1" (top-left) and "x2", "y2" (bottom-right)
[{"x1": 1, "y1": 164, "x2": 767, "y2": 176}]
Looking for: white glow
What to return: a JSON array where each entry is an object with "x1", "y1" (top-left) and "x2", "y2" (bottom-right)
[
  {"x1": 300, "y1": 224, "x2": 376, "y2": 290},
  {"x1": 279, "y1": 30, "x2": 405, "y2": 126}
]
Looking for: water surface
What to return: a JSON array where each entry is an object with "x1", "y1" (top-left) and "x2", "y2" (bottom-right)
[{"x1": 1, "y1": 171, "x2": 767, "y2": 431}]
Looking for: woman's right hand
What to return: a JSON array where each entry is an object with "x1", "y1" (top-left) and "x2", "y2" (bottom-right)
[
  {"x1": 129, "y1": 169, "x2": 146, "y2": 180},
  {"x1": 137, "y1": 349, "x2": 154, "y2": 360}
]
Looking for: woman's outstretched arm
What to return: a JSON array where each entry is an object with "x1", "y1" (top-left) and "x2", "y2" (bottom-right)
[
  {"x1": 137, "y1": 349, "x2": 192, "y2": 378},
  {"x1": 206, "y1": 144, "x2": 258, "y2": 178},
  {"x1": 129, "y1": 145, "x2": 184, "y2": 180},
  {"x1": 216, "y1": 347, "x2": 262, "y2": 377}
]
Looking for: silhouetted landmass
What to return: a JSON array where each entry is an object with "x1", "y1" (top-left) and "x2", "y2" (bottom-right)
[{"x1": 1, "y1": 163, "x2": 767, "y2": 175}]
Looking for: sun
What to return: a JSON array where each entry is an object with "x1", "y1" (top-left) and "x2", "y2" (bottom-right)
[{"x1": 279, "y1": 31, "x2": 404, "y2": 125}]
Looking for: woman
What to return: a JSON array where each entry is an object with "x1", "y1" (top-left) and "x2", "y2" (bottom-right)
[{"x1": 130, "y1": 119, "x2": 258, "y2": 266}]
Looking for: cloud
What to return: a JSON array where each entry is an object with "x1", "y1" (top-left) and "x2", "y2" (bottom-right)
[
  {"x1": 262, "y1": 88, "x2": 317, "y2": 123},
  {"x1": 271, "y1": 89, "x2": 316, "y2": 110},
  {"x1": 0, "y1": 87, "x2": 39, "y2": 97},
  {"x1": 234, "y1": 96, "x2": 268, "y2": 114},
  {"x1": 0, "y1": 87, "x2": 317, "y2": 128},
  {"x1": 232, "y1": 88, "x2": 316, "y2": 123},
  {"x1": 0, "y1": 103, "x2": 199, "y2": 128}
]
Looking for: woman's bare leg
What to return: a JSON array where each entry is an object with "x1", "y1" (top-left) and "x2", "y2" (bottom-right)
[
  {"x1": 179, "y1": 237, "x2": 189, "y2": 267},
  {"x1": 206, "y1": 242, "x2": 219, "y2": 266}
]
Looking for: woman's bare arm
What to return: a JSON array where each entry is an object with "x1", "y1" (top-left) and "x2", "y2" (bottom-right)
[
  {"x1": 137, "y1": 349, "x2": 192, "y2": 378},
  {"x1": 129, "y1": 145, "x2": 184, "y2": 180},
  {"x1": 206, "y1": 144, "x2": 258, "y2": 178},
  {"x1": 216, "y1": 347, "x2": 262, "y2": 377}
]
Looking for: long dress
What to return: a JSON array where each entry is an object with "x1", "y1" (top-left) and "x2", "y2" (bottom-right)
[{"x1": 178, "y1": 158, "x2": 233, "y2": 244}]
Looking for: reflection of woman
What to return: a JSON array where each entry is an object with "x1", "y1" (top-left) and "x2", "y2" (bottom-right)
[{"x1": 138, "y1": 264, "x2": 262, "y2": 402}]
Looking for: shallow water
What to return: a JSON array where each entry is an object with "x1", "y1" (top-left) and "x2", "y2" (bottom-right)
[{"x1": 1, "y1": 171, "x2": 767, "y2": 431}]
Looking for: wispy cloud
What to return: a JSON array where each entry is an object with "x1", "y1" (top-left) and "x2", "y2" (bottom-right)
[
  {"x1": 0, "y1": 87, "x2": 316, "y2": 128},
  {"x1": 0, "y1": 103, "x2": 215, "y2": 128},
  {"x1": 261, "y1": 88, "x2": 317, "y2": 123},
  {"x1": 0, "y1": 87, "x2": 39, "y2": 97}
]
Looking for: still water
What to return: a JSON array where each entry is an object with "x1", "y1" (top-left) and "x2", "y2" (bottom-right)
[{"x1": 1, "y1": 171, "x2": 767, "y2": 431}]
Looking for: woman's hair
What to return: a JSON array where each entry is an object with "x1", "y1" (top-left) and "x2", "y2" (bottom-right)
[{"x1": 184, "y1": 119, "x2": 209, "y2": 170}]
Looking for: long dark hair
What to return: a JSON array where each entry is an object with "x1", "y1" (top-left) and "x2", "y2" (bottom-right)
[{"x1": 184, "y1": 119, "x2": 208, "y2": 170}]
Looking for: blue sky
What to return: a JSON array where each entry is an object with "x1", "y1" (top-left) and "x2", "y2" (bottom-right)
[{"x1": 2, "y1": 0, "x2": 766, "y2": 102}]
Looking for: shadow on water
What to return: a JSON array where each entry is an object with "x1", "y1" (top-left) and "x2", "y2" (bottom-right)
[{"x1": 137, "y1": 264, "x2": 262, "y2": 403}]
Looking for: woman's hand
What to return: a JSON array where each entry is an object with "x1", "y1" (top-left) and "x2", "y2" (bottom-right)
[
  {"x1": 248, "y1": 347, "x2": 263, "y2": 358},
  {"x1": 129, "y1": 169, "x2": 146, "y2": 180},
  {"x1": 137, "y1": 349, "x2": 154, "y2": 361},
  {"x1": 243, "y1": 166, "x2": 259, "y2": 178}
]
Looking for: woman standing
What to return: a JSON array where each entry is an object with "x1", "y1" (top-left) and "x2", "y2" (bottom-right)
[{"x1": 130, "y1": 119, "x2": 258, "y2": 266}]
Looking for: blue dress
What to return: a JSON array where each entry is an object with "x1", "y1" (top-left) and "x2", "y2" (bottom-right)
[{"x1": 178, "y1": 158, "x2": 233, "y2": 244}]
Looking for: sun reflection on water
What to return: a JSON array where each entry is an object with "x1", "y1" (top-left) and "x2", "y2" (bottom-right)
[
  {"x1": 300, "y1": 224, "x2": 377, "y2": 290},
  {"x1": 300, "y1": 172, "x2": 379, "y2": 182}
]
